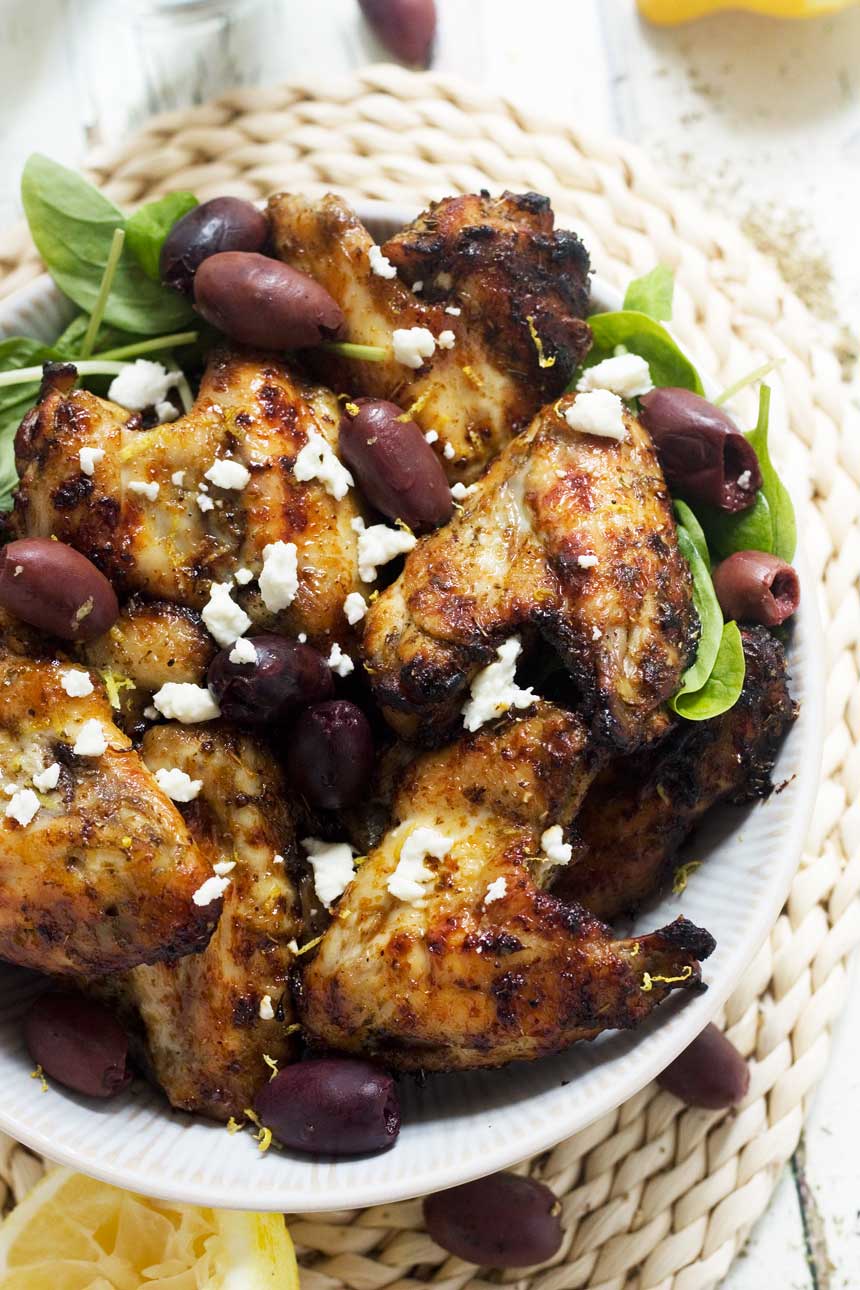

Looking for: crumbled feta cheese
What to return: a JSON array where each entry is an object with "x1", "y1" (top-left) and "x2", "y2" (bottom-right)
[
  {"x1": 412, "y1": 280, "x2": 423, "y2": 293},
  {"x1": 259, "y1": 541, "x2": 299, "y2": 613},
  {"x1": 108, "y1": 360, "x2": 181, "y2": 411},
  {"x1": 143, "y1": 705, "x2": 158, "y2": 720},
  {"x1": 5, "y1": 788, "x2": 40, "y2": 827},
  {"x1": 424, "y1": 429, "x2": 439, "y2": 444},
  {"x1": 171, "y1": 470, "x2": 186, "y2": 487},
  {"x1": 201, "y1": 581, "x2": 252, "y2": 649},
  {"x1": 155, "y1": 766, "x2": 203, "y2": 802},
  {"x1": 72, "y1": 719, "x2": 108, "y2": 757},
  {"x1": 445, "y1": 305, "x2": 461, "y2": 316},
  {"x1": 293, "y1": 430, "x2": 353, "y2": 500},
  {"x1": 451, "y1": 482, "x2": 476, "y2": 500},
  {"x1": 128, "y1": 480, "x2": 159, "y2": 501},
  {"x1": 205, "y1": 458, "x2": 251, "y2": 491},
  {"x1": 155, "y1": 400, "x2": 178, "y2": 423},
  {"x1": 196, "y1": 493, "x2": 215, "y2": 513},
  {"x1": 192, "y1": 875, "x2": 231, "y2": 906},
  {"x1": 564, "y1": 390, "x2": 628, "y2": 442},
  {"x1": 234, "y1": 567, "x2": 254, "y2": 585},
  {"x1": 302, "y1": 837, "x2": 356, "y2": 906},
  {"x1": 297, "y1": 633, "x2": 307, "y2": 644},
  {"x1": 392, "y1": 326, "x2": 436, "y2": 369},
  {"x1": 484, "y1": 876, "x2": 507, "y2": 905},
  {"x1": 273, "y1": 853, "x2": 285, "y2": 865},
  {"x1": 577, "y1": 554, "x2": 599, "y2": 570},
  {"x1": 443, "y1": 442, "x2": 455, "y2": 460},
  {"x1": 462, "y1": 637, "x2": 536, "y2": 732},
  {"x1": 369, "y1": 244, "x2": 397, "y2": 279},
  {"x1": 592, "y1": 625, "x2": 602, "y2": 641},
  {"x1": 436, "y1": 272, "x2": 453, "y2": 289},
  {"x1": 259, "y1": 994, "x2": 275, "y2": 1021},
  {"x1": 343, "y1": 591, "x2": 367, "y2": 624},
  {"x1": 199, "y1": 482, "x2": 209, "y2": 492},
  {"x1": 287, "y1": 938, "x2": 299, "y2": 954},
  {"x1": 437, "y1": 329, "x2": 456, "y2": 350},
  {"x1": 213, "y1": 860, "x2": 236, "y2": 876},
  {"x1": 388, "y1": 827, "x2": 452, "y2": 904},
  {"x1": 152, "y1": 683, "x2": 220, "y2": 723},
  {"x1": 737, "y1": 469, "x2": 753, "y2": 491},
  {"x1": 327, "y1": 643, "x2": 354, "y2": 677},
  {"x1": 356, "y1": 522, "x2": 416, "y2": 582},
  {"x1": 33, "y1": 763, "x2": 60, "y2": 792},
  {"x1": 576, "y1": 353, "x2": 653, "y2": 399},
  {"x1": 60, "y1": 669, "x2": 93, "y2": 698},
  {"x1": 79, "y1": 447, "x2": 104, "y2": 477},
  {"x1": 540, "y1": 825, "x2": 572, "y2": 866},
  {"x1": 229, "y1": 637, "x2": 258, "y2": 665}
]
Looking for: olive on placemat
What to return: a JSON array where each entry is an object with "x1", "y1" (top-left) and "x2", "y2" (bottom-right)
[
  {"x1": 24, "y1": 992, "x2": 131, "y2": 1099},
  {"x1": 193, "y1": 252, "x2": 345, "y2": 349},
  {"x1": 253, "y1": 1057, "x2": 400, "y2": 1155},
  {"x1": 340, "y1": 398, "x2": 453, "y2": 531},
  {"x1": 423, "y1": 1172, "x2": 563, "y2": 1267},
  {"x1": 160, "y1": 197, "x2": 270, "y2": 295},
  {"x1": 285, "y1": 699, "x2": 374, "y2": 810},
  {"x1": 712, "y1": 550, "x2": 800, "y2": 627},
  {"x1": 657, "y1": 1023, "x2": 750, "y2": 1109},
  {"x1": 208, "y1": 635, "x2": 333, "y2": 727},
  {"x1": 639, "y1": 387, "x2": 762, "y2": 512},
  {"x1": 358, "y1": 0, "x2": 436, "y2": 66},
  {"x1": 0, "y1": 538, "x2": 119, "y2": 642}
]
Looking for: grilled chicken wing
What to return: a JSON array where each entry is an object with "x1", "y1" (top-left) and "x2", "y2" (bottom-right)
[
  {"x1": 363, "y1": 394, "x2": 698, "y2": 750},
  {"x1": 12, "y1": 353, "x2": 369, "y2": 648},
  {"x1": 267, "y1": 192, "x2": 592, "y2": 483},
  {"x1": 99, "y1": 723, "x2": 302, "y2": 1120},
  {"x1": 552, "y1": 626, "x2": 796, "y2": 920},
  {"x1": 0, "y1": 625, "x2": 218, "y2": 976},
  {"x1": 300, "y1": 704, "x2": 714, "y2": 1070}
]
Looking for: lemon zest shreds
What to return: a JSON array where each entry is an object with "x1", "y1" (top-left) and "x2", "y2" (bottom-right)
[
  {"x1": 262, "y1": 1053, "x2": 279, "y2": 1081},
  {"x1": 121, "y1": 835, "x2": 132, "y2": 848},
  {"x1": 352, "y1": 854, "x2": 368, "y2": 867},
  {"x1": 641, "y1": 965, "x2": 694, "y2": 992},
  {"x1": 256, "y1": 1126, "x2": 273, "y2": 1153},
  {"x1": 295, "y1": 934, "x2": 323, "y2": 956},
  {"x1": 526, "y1": 315, "x2": 556, "y2": 368},
  {"x1": 284, "y1": 1022, "x2": 302, "y2": 1036},
  {"x1": 397, "y1": 390, "x2": 431, "y2": 421},
  {"x1": 344, "y1": 402, "x2": 360, "y2": 417},
  {"x1": 673, "y1": 860, "x2": 702, "y2": 895},
  {"x1": 630, "y1": 942, "x2": 640, "y2": 957},
  {"x1": 243, "y1": 1107, "x2": 262, "y2": 1127},
  {"x1": 368, "y1": 590, "x2": 380, "y2": 602},
  {"x1": 461, "y1": 364, "x2": 484, "y2": 390},
  {"x1": 30, "y1": 1065, "x2": 48, "y2": 1093},
  {"x1": 226, "y1": 1115, "x2": 245, "y2": 1134},
  {"x1": 98, "y1": 667, "x2": 137, "y2": 710},
  {"x1": 394, "y1": 517, "x2": 415, "y2": 536}
]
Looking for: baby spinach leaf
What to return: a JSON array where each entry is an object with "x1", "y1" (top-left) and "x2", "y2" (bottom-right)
[
  {"x1": 622, "y1": 265, "x2": 674, "y2": 321},
  {"x1": 673, "y1": 499, "x2": 710, "y2": 570},
  {"x1": 746, "y1": 384, "x2": 796, "y2": 562},
  {"x1": 21, "y1": 155, "x2": 195, "y2": 336},
  {"x1": 671, "y1": 621, "x2": 746, "y2": 721},
  {"x1": 0, "y1": 337, "x2": 63, "y2": 512},
  {"x1": 671, "y1": 522, "x2": 723, "y2": 706},
  {"x1": 126, "y1": 192, "x2": 197, "y2": 281},
  {"x1": 583, "y1": 311, "x2": 704, "y2": 394}
]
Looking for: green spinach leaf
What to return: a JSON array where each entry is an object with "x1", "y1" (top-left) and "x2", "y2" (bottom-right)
[
  {"x1": 673, "y1": 498, "x2": 710, "y2": 570},
  {"x1": 671, "y1": 522, "x2": 723, "y2": 707},
  {"x1": 622, "y1": 265, "x2": 674, "y2": 321},
  {"x1": 671, "y1": 621, "x2": 746, "y2": 721},
  {"x1": 0, "y1": 337, "x2": 63, "y2": 511},
  {"x1": 583, "y1": 311, "x2": 704, "y2": 394},
  {"x1": 126, "y1": 192, "x2": 197, "y2": 281},
  {"x1": 746, "y1": 384, "x2": 796, "y2": 562}
]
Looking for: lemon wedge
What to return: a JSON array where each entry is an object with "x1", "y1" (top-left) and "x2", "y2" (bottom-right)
[{"x1": 0, "y1": 1166, "x2": 298, "y2": 1289}]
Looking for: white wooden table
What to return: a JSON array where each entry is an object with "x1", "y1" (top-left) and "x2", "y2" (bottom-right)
[{"x1": 1, "y1": 1, "x2": 859, "y2": 1282}]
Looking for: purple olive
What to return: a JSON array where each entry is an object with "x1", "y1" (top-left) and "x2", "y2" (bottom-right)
[
  {"x1": 193, "y1": 252, "x2": 345, "y2": 349},
  {"x1": 24, "y1": 992, "x2": 131, "y2": 1099},
  {"x1": 712, "y1": 550, "x2": 800, "y2": 627},
  {"x1": 424, "y1": 1173, "x2": 563, "y2": 1267},
  {"x1": 254, "y1": 1057, "x2": 399, "y2": 1155},
  {"x1": 358, "y1": 0, "x2": 436, "y2": 65},
  {"x1": 639, "y1": 387, "x2": 762, "y2": 512},
  {"x1": 160, "y1": 197, "x2": 270, "y2": 296},
  {"x1": 657, "y1": 1023, "x2": 750, "y2": 1109},
  {"x1": 340, "y1": 398, "x2": 453, "y2": 531},
  {"x1": 0, "y1": 538, "x2": 119, "y2": 642},
  {"x1": 207, "y1": 635, "x2": 333, "y2": 727},
  {"x1": 285, "y1": 699, "x2": 374, "y2": 810}
]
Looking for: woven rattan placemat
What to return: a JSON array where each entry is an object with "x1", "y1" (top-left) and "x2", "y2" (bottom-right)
[{"x1": 0, "y1": 65, "x2": 857, "y2": 1290}]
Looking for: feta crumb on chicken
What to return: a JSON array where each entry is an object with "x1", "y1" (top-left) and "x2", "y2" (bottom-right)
[
  {"x1": 204, "y1": 457, "x2": 251, "y2": 491},
  {"x1": 79, "y1": 446, "x2": 105, "y2": 477},
  {"x1": 259, "y1": 994, "x2": 275, "y2": 1021},
  {"x1": 564, "y1": 390, "x2": 628, "y2": 442},
  {"x1": 540, "y1": 825, "x2": 572, "y2": 866},
  {"x1": 33, "y1": 763, "x2": 60, "y2": 792},
  {"x1": 369, "y1": 244, "x2": 397, "y2": 279},
  {"x1": 392, "y1": 326, "x2": 436, "y2": 369},
  {"x1": 343, "y1": 591, "x2": 368, "y2": 624},
  {"x1": 155, "y1": 400, "x2": 178, "y2": 424},
  {"x1": 192, "y1": 875, "x2": 231, "y2": 906},
  {"x1": 462, "y1": 637, "x2": 536, "y2": 732},
  {"x1": 355, "y1": 520, "x2": 417, "y2": 582},
  {"x1": 128, "y1": 480, "x2": 159, "y2": 501},
  {"x1": 437, "y1": 329, "x2": 456, "y2": 350},
  {"x1": 387, "y1": 827, "x2": 453, "y2": 905},
  {"x1": 213, "y1": 860, "x2": 236, "y2": 876},
  {"x1": 412, "y1": 280, "x2": 423, "y2": 293},
  {"x1": 259, "y1": 540, "x2": 299, "y2": 613},
  {"x1": 737, "y1": 469, "x2": 753, "y2": 491},
  {"x1": 5, "y1": 788, "x2": 40, "y2": 827},
  {"x1": 451, "y1": 482, "x2": 476, "y2": 501},
  {"x1": 229, "y1": 637, "x2": 258, "y2": 665},
  {"x1": 201, "y1": 581, "x2": 252, "y2": 649},
  {"x1": 72, "y1": 719, "x2": 108, "y2": 757},
  {"x1": 171, "y1": 470, "x2": 186, "y2": 487},
  {"x1": 152, "y1": 682, "x2": 220, "y2": 723},
  {"x1": 577, "y1": 554, "x2": 599, "y2": 570},
  {"x1": 196, "y1": 493, "x2": 215, "y2": 513},
  {"x1": 443, "y1": 441, "x2": 456, "y2": 460},
  {"x1": 155, "y1": 767, "x2": 203, "y2": 802},
  {"x1": 60, "y1": 668, "x2": 94, "y2": 698},
  {"x1": 424, "y1": 429, "x2": 439, "y2": 444},
  {"x1": 327, "y1": 643, "x2": 354, "y2": 677},
  {"x1": 576, "y1": 353, "x2": 653, "y2": 399},
  {"x1": 234, "y1": 567, "x2": 254, "y2": 585},
  {"x1": 302, "y1": 837, "x2": 356, "y2": 907},
  {"x1": 484, "y1": 876, "x2": 507, "y2": 905},
  {"x1": 293, "y1": 430, "x2": 353, "y2": 500},
  {"x1": 445, "y1": 305, "x2": 461, "y2": 316},
  {"x1": 108, "y1": 360, "x2": 181, "y2": 412}
]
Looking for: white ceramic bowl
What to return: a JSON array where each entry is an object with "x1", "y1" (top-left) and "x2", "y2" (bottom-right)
[{"x1": 0, "y1": 202, "x2": 823, "y2": 1211}]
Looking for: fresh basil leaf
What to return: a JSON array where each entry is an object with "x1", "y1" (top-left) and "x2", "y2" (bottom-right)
[
  {"x1": 746, "y1": 384, "x2": 796, "y2": 562},
  {"x1": 671, "y1": 621, "x2": 746, "y2": 721},
  {"x1": 126, "y1": 192, "x2": 197, "y2": 281},
  {"x1": 671, "y1": 523, "x2": 723, "y2": 705},
  {"x1": 673, "y1": 499, "x2": 710, "y2": 571},
  {"x1": 623, "y1": 265, "x2": 674, "y2": 321},
  {"x1": 21, "y1": 155, "x2": 195, "y2": 336},
  {"x1": 583, "y1": 311, "x2": 704, "y2": 394}
]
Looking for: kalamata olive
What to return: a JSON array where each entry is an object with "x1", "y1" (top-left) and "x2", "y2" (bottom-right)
[
  {"x1": 160, "y1": 197, "x2": 270, "y2": 296},
  {"x1": 712, "y1": 550, "x2": 800, "y2": 627},
  {"x1": 207, "y1": 634, "x2": 333, "y2": 727},
  {"x1": 193, "y1": 252, "x2": 344, "y2": 350},
  {"x1": 657, "y1": 1022, "x2": 750, "y2": 1109},
  {"x1": 254, "y1": 1057, "x2": 399, "y2": 1155},
  {"x1": 285, "y1": 699, "x2": 373, "y2": 810},
  {"x1": 340, "y1": 399, "x2": 453, "y2": 531},
  {"x1": 0, "y1": 538, "x2": 119, "y2": 642},
  {"x1": 424, "y1": 1173, "x2": 563, "y2": 1267},
  {"x1": 639, "y1": 387, "x2": 763, "y2": 512},
  {"x1": 24, "y1": 992, "x2": 131, "y2": 1099},
  {"x1": 358, "y1": 0, "x2": 436, "y2": 65}
]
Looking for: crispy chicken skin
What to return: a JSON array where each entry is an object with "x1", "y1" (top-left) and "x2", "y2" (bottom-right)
[
  {"x1": 267, "y1": 192, "x2": 592, "y2": 483},
  {"x1": 552, "y1": 626, "x2": 796, "y2": 921},
  {"x1": 12, "y1": 352, "x2": 370, "y2": 648},
  {"x1": 0, "y1": 627, "x2": 218, "y2": 976},
  {"x1": 99, "y1": 724, "x2": 302, "y2": 1120},
  {"x1": 300, "y1": 704, "x2": 714, "y2": 1070},
  {"x1": 363, "y1": 394, "x2": 698, "y2": 750}
]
